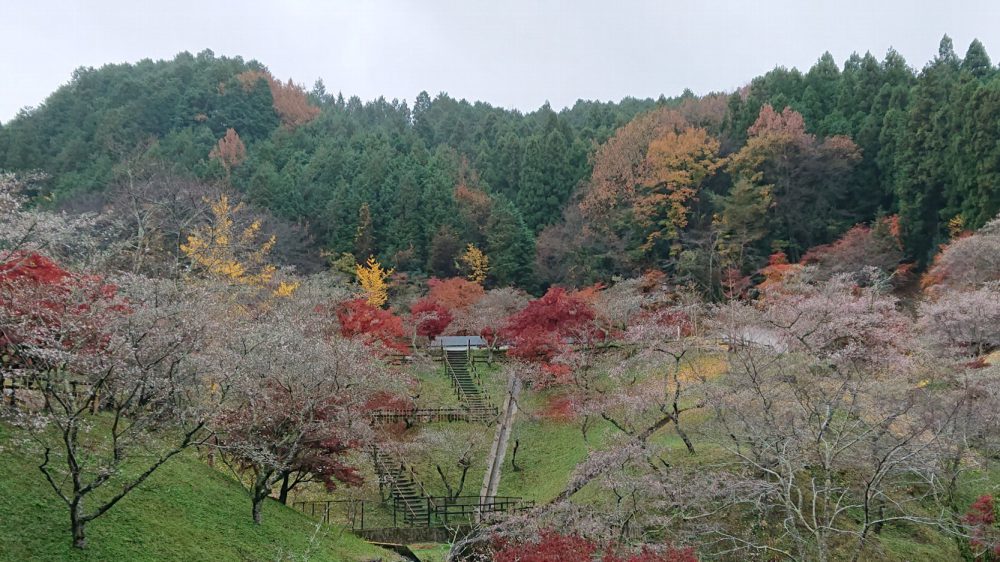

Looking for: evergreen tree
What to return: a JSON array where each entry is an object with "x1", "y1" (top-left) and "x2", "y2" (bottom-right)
[{"x1": 487, "y1": 197, "x2": 535, "y2": 288}]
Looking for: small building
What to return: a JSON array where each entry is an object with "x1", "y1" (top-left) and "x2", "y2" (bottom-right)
[{"x1": 429, "y1": 335, "x2": 487, "y2": 350}]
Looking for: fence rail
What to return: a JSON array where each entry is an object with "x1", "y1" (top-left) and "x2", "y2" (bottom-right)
[
  {"x1": 369, "y1": 407, "x2": 499, "y2": 424},
  {"x1": 292, "y1": 495, "x2": 534, "y2": 530},
  {"x1": 1, "y1": 373, "x2": 97, "y2": 410}
]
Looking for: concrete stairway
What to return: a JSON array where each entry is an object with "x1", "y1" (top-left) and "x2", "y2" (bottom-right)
[
  {"x1": 373, "y1": 448, "x2": 430, "y2": 527},
  {"x1": 444, "y1": 349, "x2": 494, "y2": 422}
]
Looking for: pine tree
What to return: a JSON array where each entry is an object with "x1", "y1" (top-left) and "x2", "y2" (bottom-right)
[{"x1": 487, "y1": 197, "x2": 535, "y2": 288}]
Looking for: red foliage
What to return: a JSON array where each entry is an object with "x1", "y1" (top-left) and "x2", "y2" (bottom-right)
[
  {"x1": 336, "y1": 299, "x2": 407, "y2": 353},
  {"x1": 639, "y1": 269, "x2": 666, "y2": 293},
  {"x1": 0, "y1": 252, "x2": 124, "y2": 355},
  {"x1": 639, "y1": 308, "x2": 694, "y2": 338},
  {"x1": 542, "y1": 394, "x2": 576, "y2": 421},
  {"x1": 757, "y1": 251, "x2": 799, "y2": 292},
  {"x1": 799, "y1": 215, "x2": 907, "y2": 281},
  {"x1": 966, "y1": 356, "x2": 990, "y2": 370},
  {"x1": 492, "y1": 531, "x2": 697, "y2": 562},
  {"x1": 410, "y1": 298, "x2": 453, "y2": 339},
  {"x1": 721, "y1": 266, "x2": 751, "y2": 300},
  {"x1": 217, "y1": 378, "x2": 363, "y2": 492},
  {"x1": 427, "y1": 277, "x2": 485, "y2": 312},
  {"x1": 363, "y1": 390, "x2": 415, "y2": 413},
  {"x1": 747, "y1": 104, "x2": 809, "y2": 142},
  {"x1": 364, "y1": 390, "x2": 416, "y2": 435},
  {"x1": 0, "y1": 252, "x2": 72, "y2": 285},
  {"x1": 501, "y1": 287, "x2": 601, "y2": 365},
  {"x1": 493, "y1": 530, "x2": 597, "y2": 562},
  {"x1": 963, "y1": 495, "x2": 1000, "y2": 556},
  {"x1": 568, "y1": 283, "x2": 605, "y2": 304}
]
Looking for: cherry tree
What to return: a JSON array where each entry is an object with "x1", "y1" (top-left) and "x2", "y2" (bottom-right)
[
  {"x1": 922, "y1": 213, "x2": 1000, "y2": 294},
  {"x1": 213, "y1": 295, "x2": 401, "y2": 524},
  {"x1": 465, "y1": 287, "x2": 529, "y2": 362},
  {"x1": 918, "y1": 282, "x2": 1000, "y2": 359},
  {"x1": 1, "y1": 260, "x2": 229, "y2": 549},
  {"x1": 702, "y1": 274, "x2": 973, "y2": 561}
]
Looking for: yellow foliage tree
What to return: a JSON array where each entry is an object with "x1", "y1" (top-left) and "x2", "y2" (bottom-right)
[
  {"x1": 460, "y1": 243, "x2": 490, "y2": 285},
  {"x1": 180, "y1": 195, "x2": 280, "y2": 289},
  {"x1": 356, "y1": 255, "x2": 393, "y2": 308}
]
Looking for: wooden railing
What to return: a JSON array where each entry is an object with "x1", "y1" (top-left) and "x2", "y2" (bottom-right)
[
  {"x1": 1, "y1": 372, "x2": 97, "y2": 411},
  {"x1": 293, "y1": 495, "x2": 534, "y2": 529},
  {"x1": 292, "y1": 499, "x2": 371, "y2": 529},
  {"x1": 370, "y1": 407, "x2": 499, "y2": 424}
]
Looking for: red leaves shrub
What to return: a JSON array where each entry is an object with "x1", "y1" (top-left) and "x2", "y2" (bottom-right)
[
  {"x1": 0, "y1": 252, "x2": 124, "y2": 356},
  {"x1": 493, "y1": 530, "x2": 597, "y2": 562},
  {"x1": 410, "y1": 298, "x2": 453, "y2": 339},
  {"x1": 502, "y1": 287, "x2": 600, "y2": 360},
  {"x1": 216, "y1": 378, "x2": 362, "y2": 492},
  {"x1": 427, "y1": 277, "x2": 484, "y2": 312},
  {"x1": 336, "y1": 299, "x2": 407, "y2": 353},
  {"x1": 492, "y1": 530, "x2": 697, "y2": 562},
  {"x1": 501, "y1": 287, "x2": 602, "y2": 388},
  {"x1": 757, "y1": 251, "x2": 800, "y2": 292},
  {"x1": 964, "y1": 495, "x2": 1000, "y2": 557},
  {"x1": 799, "y1": 215, "x2": 907, "y2": 283}
]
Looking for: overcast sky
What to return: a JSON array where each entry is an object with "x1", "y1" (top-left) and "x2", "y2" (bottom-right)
[{"x1": 2, "y1": 1, "x2": 999, "y2": 123}]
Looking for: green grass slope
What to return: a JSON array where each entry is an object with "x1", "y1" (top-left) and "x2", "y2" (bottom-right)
[{"x1": 0, "y1": 424, "x2": 396, "y2": 562}]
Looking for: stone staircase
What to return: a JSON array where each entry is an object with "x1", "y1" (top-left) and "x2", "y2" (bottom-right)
[
  {"x1": 444, "y1": 349, "x2": 495, "y2": 422},
  {"x1": 372, "y1": 448, "x2": 431, "y2": 527}
]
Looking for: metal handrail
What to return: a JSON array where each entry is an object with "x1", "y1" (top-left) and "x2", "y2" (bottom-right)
[{"x1": 372, "y1": 449, "x2": 427, "y2": 525}]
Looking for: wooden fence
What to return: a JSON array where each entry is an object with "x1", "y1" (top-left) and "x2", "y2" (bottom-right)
[
  {"x1": 369, "y1": 407, "x2": 499, "y2": 424},
  {"x1": 292, "y1": 495, "x2": 533, "y2": 530}
]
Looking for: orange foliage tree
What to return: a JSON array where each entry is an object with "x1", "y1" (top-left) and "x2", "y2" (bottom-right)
[
  {"x1": 427, "y1": 277, "x2": 485, "y2": 312},
  {"x1": 582, "y1": 107, "x2": 722, "y2": 260},
  {"x1": 639, "y1": 127, "x2": 721, "y2": 253},
  {"x1": 236, "y1": 70, "x2": 321, "y2": 129},
  {"x1": 209, "y1": 128, "x2": 246, "y2": 176}
]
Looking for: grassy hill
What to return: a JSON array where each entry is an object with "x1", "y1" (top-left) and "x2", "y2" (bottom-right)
[{"x1": 0, "y1": 424, "x2": 396, "y2": 562}]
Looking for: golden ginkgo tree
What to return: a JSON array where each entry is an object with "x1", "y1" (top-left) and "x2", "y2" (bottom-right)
[
  {"x1": 460, "y1": 243, "x2": 489, "y2": 285},
  {"x1": 181, "y1": 194, "x2": 297, "y2": 297},
  {"x1": 355, "y1": 255, "x2": 392, "y2": 308}
]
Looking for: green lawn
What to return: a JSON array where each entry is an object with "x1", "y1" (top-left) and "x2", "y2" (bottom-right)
[{"x1": 0, "y1": 424, "x2": 397, "y2": 562}]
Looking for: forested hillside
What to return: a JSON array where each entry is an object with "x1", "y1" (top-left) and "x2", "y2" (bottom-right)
[{"x1": 1, "y1": 36, "x2": 998, "y2": 293}]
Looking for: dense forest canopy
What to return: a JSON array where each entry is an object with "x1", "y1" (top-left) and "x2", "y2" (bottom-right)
[{"x1": 2, "y1": 36, "x2": 998, "y2": 294}]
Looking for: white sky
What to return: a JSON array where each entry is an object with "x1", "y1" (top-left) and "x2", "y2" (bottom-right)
[{"x1": 2, "y1": 0, "x2": 999, "y2": 123}]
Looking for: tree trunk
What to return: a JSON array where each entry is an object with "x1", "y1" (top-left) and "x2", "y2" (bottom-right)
[
  {"x1": 251, "y1": 472, "x2": 271, "y2": 525},
  {"x1": 511, "y1": 439, "x2": 521, "y2": 472},
  {"x1": 70, "y1": 503, "x2": 87, "y2": 549},
  {"x1": 278, "y1": 472, "x2": 290, "y2": 505},
  {"x1": 455, "y1": 463, "x2": 469, "y2": 498},
  {"x1": 672, "y1": 416, "x2": 696, "y2": 454},
  {"x1": 436, "y1": 465, "x2": 454, "y2": 498},
  {"x1": 252, "y1": 495, "x2": 265, "y2": 525}
]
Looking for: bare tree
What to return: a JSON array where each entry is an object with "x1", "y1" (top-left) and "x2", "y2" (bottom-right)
[
  {"x1": 211, "y1": 292, "x2": 403, "y2": 524},
  {"x1": 702, "y1": 275, "x2": 974, "y2": 561},
  {"x1": 2, "y1": 273, "x2": 229, "y2": 549}
]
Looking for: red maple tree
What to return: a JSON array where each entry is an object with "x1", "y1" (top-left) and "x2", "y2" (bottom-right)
[
  {"x1": 409, "y1": 297, "x2": 453, "y2": 340},
  {"x1": 500, "y1": 287, "x2": 602, "y2": 385},
  {"x1": 335, "y1": 298, "x2": 407, "y2": 353}
]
